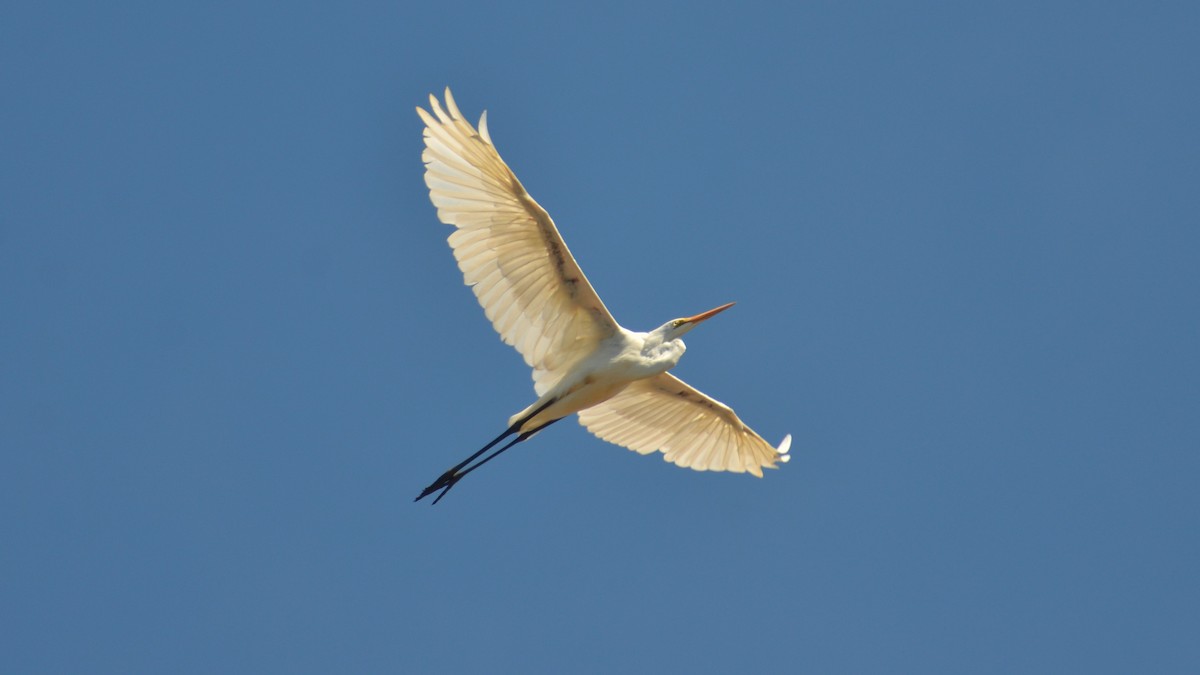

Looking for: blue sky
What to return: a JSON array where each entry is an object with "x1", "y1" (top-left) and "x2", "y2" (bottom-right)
[{"x1": 3, "y1": 1, "x2": 1198, "y2": 672}]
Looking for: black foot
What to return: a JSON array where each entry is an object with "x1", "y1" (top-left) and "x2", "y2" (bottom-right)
[
  {"x1": 415, "y1": 468, "x2": 459, "y2": 503},
  {"x1": 430, "y1": 475, "x2": 462, "y2": 505}
]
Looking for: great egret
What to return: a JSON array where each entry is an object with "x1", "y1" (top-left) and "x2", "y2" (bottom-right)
[{"x1": 415, "y1": 89, "x2": 791, "y2": 504}]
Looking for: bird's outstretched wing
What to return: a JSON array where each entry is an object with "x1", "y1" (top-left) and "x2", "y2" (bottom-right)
[
  {"x1": 418, "y1": 89, "x2": 620, "y2": 395},
  {"x1": 577, "y1": 373, "x2": 791, "y2": 477}
]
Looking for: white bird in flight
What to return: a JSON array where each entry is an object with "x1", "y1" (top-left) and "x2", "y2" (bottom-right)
[{"x1": 415, "y1": 89, "x2": 790, "y2": 504}]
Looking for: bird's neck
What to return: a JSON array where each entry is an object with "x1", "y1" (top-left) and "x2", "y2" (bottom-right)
[{"x1": 641, "y1": 332, "x2": 686, "y2": 370}]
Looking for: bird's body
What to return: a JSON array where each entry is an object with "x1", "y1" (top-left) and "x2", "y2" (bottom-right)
[
  {"x1": 415, "y1": 89, "x2": 790, "y2": 503},
  {"x1": 509, "y1": 322, "x2": 690, "y2": 433}
]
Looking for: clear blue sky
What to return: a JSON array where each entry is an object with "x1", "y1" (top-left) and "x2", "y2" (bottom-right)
[{"x1": 3, "y1": 1, "x2": 1197, "y2": 672}]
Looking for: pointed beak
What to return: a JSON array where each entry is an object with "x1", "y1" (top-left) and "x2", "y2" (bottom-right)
[{"x1": 681, "y1": 302, "x2": 735, "y2": 326}]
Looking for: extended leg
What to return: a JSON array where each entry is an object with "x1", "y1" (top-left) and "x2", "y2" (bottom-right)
[
  {"x1": 414, "y1": 425, "x2": 517, "y2": 502},
  {"x1": 414, "y1": 398, "x2": 559, "y2": 503},
  {"x1": 427, "y1": 417, "x2": 564, "y2": 505}
]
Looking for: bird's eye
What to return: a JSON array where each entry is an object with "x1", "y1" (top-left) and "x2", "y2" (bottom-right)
[{"x1": 672, "y1": 320, "x2": 684, "y2": 328}]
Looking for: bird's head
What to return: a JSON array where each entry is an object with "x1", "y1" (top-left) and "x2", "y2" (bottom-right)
[{"x1": 659, "y1": 302, "x2": 736, "y2": 340}]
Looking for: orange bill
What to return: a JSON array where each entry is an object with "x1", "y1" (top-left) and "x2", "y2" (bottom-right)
[{"x1": 682, "y1": 302, "x2": 736, "y2": 325}]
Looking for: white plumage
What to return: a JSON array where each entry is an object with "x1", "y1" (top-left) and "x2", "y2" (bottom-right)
[{"x1": 416, "y1": 88, "x2": 789, "y2": 502}]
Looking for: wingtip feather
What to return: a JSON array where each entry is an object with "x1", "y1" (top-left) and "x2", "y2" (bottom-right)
[
  {"x1": 444, "y1": 87, "x2": 463, "y2": 119},
  {"x1": 479, "y1": 110, "x2": 492, "y2": 145},
  {"x1": 776, "y1": 434, "x2": 792, "y2": 463}
]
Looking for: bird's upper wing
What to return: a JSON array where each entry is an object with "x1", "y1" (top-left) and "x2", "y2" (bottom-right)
[
  {"x1": 418, "y1": 89, "x2": 620, "y2": 395},
  {"x1": 577, "y1": 373, "x2": 791, "y2": 477}
]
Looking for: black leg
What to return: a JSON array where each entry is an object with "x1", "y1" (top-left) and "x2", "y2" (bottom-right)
[
  {"x1": 414, "y1": 398, "x2": 559, "y2": 503},
  {"x1": 422, "y1": 417, "x2": 564, "y2": 505},
  {"x1": 428, "y1": 434, "x2": 525, "y2": 505},
  {"x1": 414, "y1": 425, "x2": 517, "y2": 502}
]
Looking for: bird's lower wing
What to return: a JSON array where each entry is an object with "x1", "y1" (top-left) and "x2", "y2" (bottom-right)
[
  {"x1": 577, "y1": 373, "x2": 791, "y2": 477},
  {"x1": 418, "y1": 89, "x2": 620, "y2": 396}
]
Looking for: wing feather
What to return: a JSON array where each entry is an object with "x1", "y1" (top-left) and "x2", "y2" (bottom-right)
[
  {"x1": 577, "y1": 373, "x2": 791, "y2": 477},
  {"x1": 419, "y1": 89, "x2": 620, "y2": 394}
]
